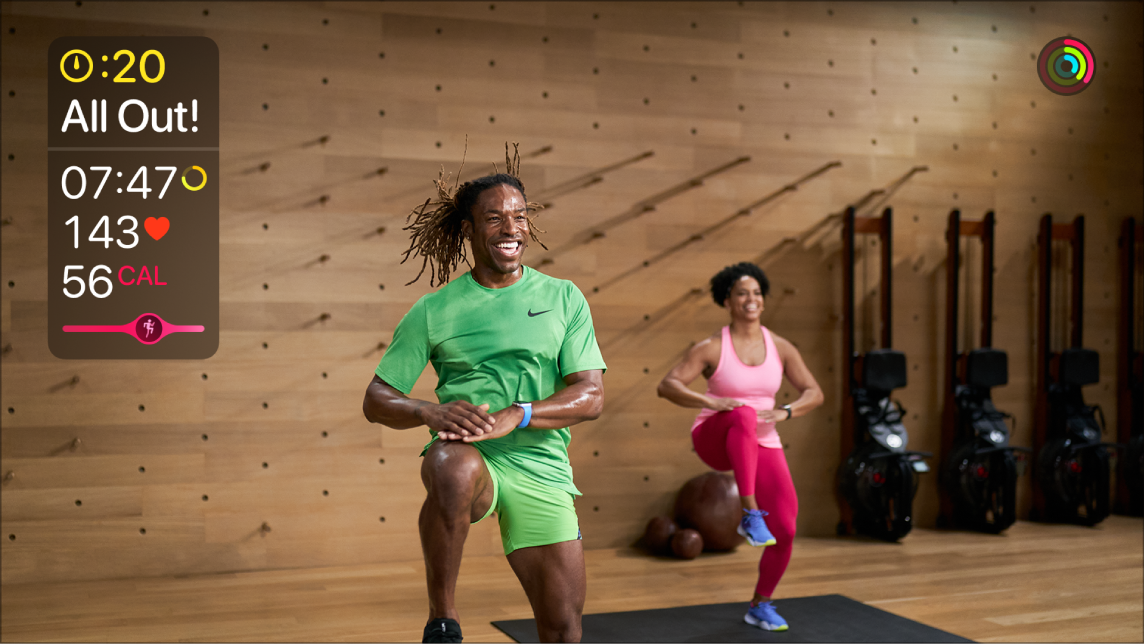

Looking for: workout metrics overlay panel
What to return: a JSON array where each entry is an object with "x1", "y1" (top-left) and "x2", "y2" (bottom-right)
[
  {"x1": 48, "y1": 37, "x2": 219, "y2": 359},
  {"x1": 492, "y1": 594, "x2": 973, "y2": 643}
]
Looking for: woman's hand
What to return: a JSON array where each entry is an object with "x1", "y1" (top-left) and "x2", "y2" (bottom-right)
[
  {"x1": 706, "y1": 397, "x2": 746, "y2": 412},
  {"x1": 758, "y1": 407, "x2": 789, "y2": 424}
]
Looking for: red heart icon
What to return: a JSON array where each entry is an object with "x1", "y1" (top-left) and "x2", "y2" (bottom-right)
[{"x1": 144, "y1": 217, "x2": 170, "y2": 241}]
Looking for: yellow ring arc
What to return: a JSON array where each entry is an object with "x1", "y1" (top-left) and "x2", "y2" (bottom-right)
[
  {"x1": 60, "y1": 49, "x2": 93, "y2": 83},
  {"x1": 181, "y1": 166, "x2": 208, "y2": 191},
  {"x1": 1061, "y1": 46, "x2": 1086, "y2": 80}
]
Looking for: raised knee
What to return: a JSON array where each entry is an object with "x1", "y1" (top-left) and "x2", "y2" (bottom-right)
[
  {"x1": 729, "y1": 405, "x2": 757, "y2": 427},
  {"x1": 421, "y1": 442, "x2": 482, "y2": 500}
]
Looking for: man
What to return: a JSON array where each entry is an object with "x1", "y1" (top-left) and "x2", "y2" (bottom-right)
[{"x1": 363, "y1": 156, "x2": 606, "y2": 643}]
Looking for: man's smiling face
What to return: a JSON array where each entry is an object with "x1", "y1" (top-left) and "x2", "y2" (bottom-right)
[{"x1": 462, "y1": 183, "x2": 529, "y2": 278}]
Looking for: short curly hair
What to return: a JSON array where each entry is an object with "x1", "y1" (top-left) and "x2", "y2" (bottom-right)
[{"x1": 710, "y1": 262, "x2": 771, "y2": 307}]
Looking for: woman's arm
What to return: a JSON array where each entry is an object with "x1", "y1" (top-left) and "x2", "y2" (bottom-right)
[
  {"x1": 657, "y1": 336, "x2": 744, "y2": 411},
  {"x1": 759, "y1": 334, "x2": 825, "y2": 423}
]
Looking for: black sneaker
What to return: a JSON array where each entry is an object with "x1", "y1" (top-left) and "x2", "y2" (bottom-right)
[{"x1": 423, "y1": 617, "x2": 463, "y2": 643}]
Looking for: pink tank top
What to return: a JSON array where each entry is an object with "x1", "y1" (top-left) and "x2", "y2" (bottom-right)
[{"x1": 691, "y1": 326, "x2": 784, "y2": 448}]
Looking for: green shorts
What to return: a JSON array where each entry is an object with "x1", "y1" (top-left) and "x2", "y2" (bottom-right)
[{"x1": 475, "y1": 452, "x2": 581, "y2": 556}]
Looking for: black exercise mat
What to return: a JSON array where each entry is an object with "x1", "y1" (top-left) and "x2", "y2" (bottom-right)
[{"x1": 491, "y1": 593, "x2": 973, "y2": 643}]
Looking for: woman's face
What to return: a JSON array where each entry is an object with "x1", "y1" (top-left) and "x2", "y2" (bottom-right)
[{"x1": 724, "y1": 275, "x2": 764, "y2": 322}]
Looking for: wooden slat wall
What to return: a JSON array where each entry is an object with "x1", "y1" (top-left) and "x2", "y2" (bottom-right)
[{"x1": 2, "y1": 1, "x2": 1141, "y2": 585}]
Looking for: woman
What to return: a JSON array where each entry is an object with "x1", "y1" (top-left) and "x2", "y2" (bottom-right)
[{"x1": 657, "y1": 262, "x2": 824, "y2": 632}]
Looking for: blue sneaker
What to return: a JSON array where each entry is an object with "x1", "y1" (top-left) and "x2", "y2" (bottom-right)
[
  {"x1": 744, "y1": 601, "x2": 788, "y2": 631},
  {"x1": 737, "y1": 509, "x2": 777, "y2": 547}
]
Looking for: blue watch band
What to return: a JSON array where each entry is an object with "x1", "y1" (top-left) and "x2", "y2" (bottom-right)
[{"x1": 514, "y1": 402, "x2": 532, "y2": 428}]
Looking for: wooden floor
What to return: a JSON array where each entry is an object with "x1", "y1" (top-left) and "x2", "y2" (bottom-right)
[{"x1": 2, "y1": 517, "x2": 1141, "y2": 643}]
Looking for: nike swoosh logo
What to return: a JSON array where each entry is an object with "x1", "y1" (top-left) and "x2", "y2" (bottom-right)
[{"x1": 527, "y1": 309, "x2": 552, "y2": 317}]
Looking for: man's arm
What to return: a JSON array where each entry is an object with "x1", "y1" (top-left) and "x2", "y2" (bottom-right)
[
  {"x1": 441, "y1": 369, "x2": 605, "y2": 442},
  {"x1": 363, "y1": 375, "x2": 495, "y2": 435},
  {"x1": 526, "y1": 369, "x2": 604, "y2": 429}
]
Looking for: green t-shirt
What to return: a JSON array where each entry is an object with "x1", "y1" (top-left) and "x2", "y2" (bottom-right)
[{"x1": 375, "y1": 267, "x2": 606, "y2": 495}]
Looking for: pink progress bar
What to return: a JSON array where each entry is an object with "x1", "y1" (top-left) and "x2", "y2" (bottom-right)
[{"x1": 64, "y1": 313, "x2": 204, "y2": 345}]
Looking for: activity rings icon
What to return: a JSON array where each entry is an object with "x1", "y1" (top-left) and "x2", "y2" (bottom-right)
[
  {"x1": 181, "y1": 165, "x2": 207, "y2": 191},
  {"x1": 1037, "y1": 37, "x2": 1094, "y2": 96}
]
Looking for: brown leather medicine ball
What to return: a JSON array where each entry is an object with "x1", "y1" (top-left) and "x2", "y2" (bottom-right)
[
  {"x1": 643, "y1": 516, "x2": 678, "y2": 555},
  {"x1": 673, "y1": 472, "x2": 745, "y2": 551},
  {"x1": 670, "y1": 528, "x2": 704, "y2": 559}
]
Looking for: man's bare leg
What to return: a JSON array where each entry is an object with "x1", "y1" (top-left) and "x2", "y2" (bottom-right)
[
  {"x1": 419, "y1": 440, "x2": 494, "y2": 624},
  {"x1": 507, "y1": 540, "x2": 586, "y2": 642}
]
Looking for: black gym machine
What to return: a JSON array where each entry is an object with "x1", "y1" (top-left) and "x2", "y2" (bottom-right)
[
  {"x1": 836, "y1": 206, "x2": 931, "y2": 541},
  {"x1": 1031, "y1": 214, "x2": 1119, "y2": 525},
  {"x1": 938, "y1": 210, "x2": 1030, "y2": 532},
  {"x1": 1115, "y1": 217, "x2": 1143, "y2": 517}
]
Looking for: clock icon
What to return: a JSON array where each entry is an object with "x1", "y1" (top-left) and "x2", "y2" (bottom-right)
[{"x1": 59, "y1": 49, "x2": 93, "y2": 82}]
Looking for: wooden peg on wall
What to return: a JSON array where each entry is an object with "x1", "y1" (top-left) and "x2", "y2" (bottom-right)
[{"x1": 361, "y1": 341, "x2": 388, "y2": 359}]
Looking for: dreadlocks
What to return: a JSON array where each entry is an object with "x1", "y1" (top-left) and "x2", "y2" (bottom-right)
[{"x1": 401, "y1": 142, "x2": 546, "y2": 286}]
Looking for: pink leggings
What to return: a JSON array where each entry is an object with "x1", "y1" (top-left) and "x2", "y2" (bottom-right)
[{"x1": 692, "y1": 406, "x2": 797, "y2": 598}]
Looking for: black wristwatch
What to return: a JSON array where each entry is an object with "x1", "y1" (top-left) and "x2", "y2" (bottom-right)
[{"x1": 780, "y1": 404, "x2": 792, "y2": 420}]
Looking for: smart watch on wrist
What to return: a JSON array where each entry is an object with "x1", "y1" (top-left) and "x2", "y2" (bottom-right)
[
  {"x1": 780, "y1": 404, "x2": 792, "y2": 420},
  {"x1": 513, "y1": 402, "x2": 533, "y2": 428}
]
